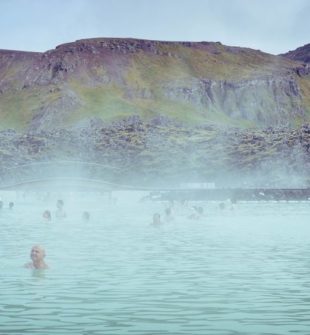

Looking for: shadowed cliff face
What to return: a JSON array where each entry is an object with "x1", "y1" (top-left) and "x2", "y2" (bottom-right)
[{"x1": 0, "y1": 38, "x2": 309, "y2": 131}]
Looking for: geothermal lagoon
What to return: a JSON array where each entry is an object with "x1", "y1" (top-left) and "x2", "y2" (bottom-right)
[{"x1": 1, "y1": 191, "x2": 310, "y2": 334}]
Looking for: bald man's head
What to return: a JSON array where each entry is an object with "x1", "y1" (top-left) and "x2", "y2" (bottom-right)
[{"x1": 30, "y1": 245, "x2": 46, "y2": 262}]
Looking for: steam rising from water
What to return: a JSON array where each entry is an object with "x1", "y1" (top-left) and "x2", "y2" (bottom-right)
[
  {"x1": 1, "y1": 189, "x2": 310, "y2": 334},
  {"x1": 1, "y1": 155, "x2": 309, "y2": 192}
]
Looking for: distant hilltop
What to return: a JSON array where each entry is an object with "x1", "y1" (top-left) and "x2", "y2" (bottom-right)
[
  {"x1": 281, "y1": 43, "x2": 310, "y2": 63},
  {"x1": 0, "y1": 38, "x2": 309, "y2": 131}
]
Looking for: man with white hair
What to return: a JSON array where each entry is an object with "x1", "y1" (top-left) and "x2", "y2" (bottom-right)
[{"x1": 24, "y1": 245, "x2": 48, "y2": 269}]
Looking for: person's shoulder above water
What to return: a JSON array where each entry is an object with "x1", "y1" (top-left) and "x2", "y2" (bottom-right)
[{"x1": 24, "y1": 261, "x2": 48, "y2": 269}]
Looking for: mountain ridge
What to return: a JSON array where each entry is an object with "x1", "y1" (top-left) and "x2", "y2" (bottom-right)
[
  {"x1": 281, "y1": 43, "x2": 310, "y2": 63},
  {"x1": 1, "y1": 38, "x2": 309, "y2": 131}
]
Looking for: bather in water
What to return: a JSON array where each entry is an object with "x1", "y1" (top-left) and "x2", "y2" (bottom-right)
[
  {"x1": 24, "y1": 245, "x2": 48, "y2": 269},
  {"x1": 151, "y1": 213, "x2": 163, "y2": 226},
  {"x1": 82, "y1": 211, "x2": 90, "y2": 222},
  {"x1": 42, "y1": 210, "x2": 51, "y2": 221},
  {"x1": 189, "y1": 206, "x2": 204, "y2": 220},
  {"x1": 164, "y1": 207, "x2": 174, "y2": 222},
  {"x1": 55, "y1": 199, "x2": 66, "y2": 218}
]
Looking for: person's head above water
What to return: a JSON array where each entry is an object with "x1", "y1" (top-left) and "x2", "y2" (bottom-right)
[
  {"x1": 219, "y1": 202, "x2": 226, "y2": 210},
  {"x1": 56, "y1": 200, "x2": 64, "y2": 209},
  {"x1": 9, "y1": 202, "x2": 14, "y2": 209},
  {"x1": 196, "y1": 206, "x2": 203, "y2": 215},
  {"x1": 25, "y1": 245, "x2": 48, "y2": 269},
  {"x1": 43, "y1": 210, "x2": 51, "y2": 221},
  {"x1": 165, "y1": 207, "x2": 172, "y2": 216},
  {"x1": 55, "y1": 200, "x2": 66, "y2": 218},
  {"x1": 152, "y1": 213, "x2": 162, "y2": 225},
  {"x1": 82, "y1": 211, "x2": 90, "y2": 221}
]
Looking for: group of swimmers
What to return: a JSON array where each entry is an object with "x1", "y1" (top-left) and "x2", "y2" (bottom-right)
[
  {"x1": 151, "y1": 202, "x2": 206, "y2": 225},
  {"x1": 20, "y1": 195, "x2": 234, "y2": 269},
  {"x1": 151, "y1": 200, "x2": 234, "y2": 226},
  {"x1": 24, "y1": 202, "x2": 203, "y2": 268},
  {"x1": 42, "y1": 199, "x2": 90, "y2": 222},
  {"x1": 23, "y1": 198, "x2": 91, "y2": 270},
  {"x1": 0, "y1": 201, "x2": 14, "y2": 209}
]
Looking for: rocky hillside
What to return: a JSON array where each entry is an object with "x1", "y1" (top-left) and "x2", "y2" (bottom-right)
[
  {"x1": 0, "y1": 116, "x2": 309, "y2": 187},
  {"x1": 0, "y1": 38, "x2": 310, "y2": 131},
  {"x1": 0, "y1": 39, "x2": 310, "y2": 187},
  {"x1": 281, "y1": 43, "x2": 310, "y2": 80},
  {"x1": 282, "y1": 43, "x2": 310, "y2": 63}
]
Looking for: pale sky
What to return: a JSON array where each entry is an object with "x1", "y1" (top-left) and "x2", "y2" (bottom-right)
[{"x1": 0, "y1": 0, "x2": 309, "y2": 54}]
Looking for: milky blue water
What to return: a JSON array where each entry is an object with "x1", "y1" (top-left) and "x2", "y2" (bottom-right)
[{"x1": 1, "y1": 191, "x2": 310, "y2": 335}]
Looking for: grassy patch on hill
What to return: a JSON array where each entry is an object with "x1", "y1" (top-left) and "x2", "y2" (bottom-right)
[
  {"x1": 0, "y1": 87, "x2": 61, "y2": 129},
  {"x1": 67, "y1": 81, "x2": 257, "y2": 127},
  {"x1": 128, "y1": 44, "x2": 292, "y2": 81},
  {"x1": 299, "y1": 76, "x2": 310, "y2": 116}
]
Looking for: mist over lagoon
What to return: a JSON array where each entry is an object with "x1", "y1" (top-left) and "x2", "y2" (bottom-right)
[{"x1": 1, "y1": 188, "x2": 310, "y2": 334}]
